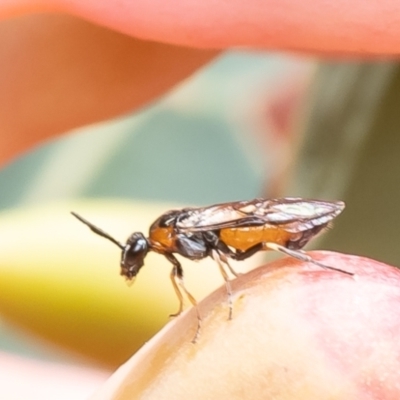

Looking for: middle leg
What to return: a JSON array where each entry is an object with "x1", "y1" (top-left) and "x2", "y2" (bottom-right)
[{"x1": 211, "y1": 250, "x2": 234, "y2": 320}]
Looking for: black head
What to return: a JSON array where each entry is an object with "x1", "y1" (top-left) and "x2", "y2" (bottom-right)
[
  {"x1": 120, "y1": 232, "x2": 149, "y2": 280},
  {"x1": 71, "y1": 212, "x2": 149, "y2": 282}
]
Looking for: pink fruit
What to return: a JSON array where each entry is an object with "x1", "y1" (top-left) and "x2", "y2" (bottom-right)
[{"x1": 92, "y1": 251, "x2": 400, "y2": 399}]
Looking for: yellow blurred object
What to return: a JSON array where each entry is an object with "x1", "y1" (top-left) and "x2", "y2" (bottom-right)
[{"x1": 0, "y1": 200, "x2": 259, "y2": 368}]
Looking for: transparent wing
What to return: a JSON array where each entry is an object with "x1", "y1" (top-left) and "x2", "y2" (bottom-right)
[{"x1": 175, "y1": 198, "x2": 344, "y2": 233}]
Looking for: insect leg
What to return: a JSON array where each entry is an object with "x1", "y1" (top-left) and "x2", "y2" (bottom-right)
[
  {"x1": 211, "y1": 250, "x2": 234, "y2": 320},
  {"x1": 219, "y1": 252, "x2": 240, "y2": 278},
  {"x1": 168, "y1": 267, "x2": 184, "y2": 318},
  {"x1": 227, "y1": 243, "x2": 264, "y2": 261},
  {"x1": 263, "y1": 242, "x2": 353, "y2": 276},
  {"x1": 165, "y1": 253, "x2": 202, "y2": 342},
  {"x1": 203, "y1": 232, "x2": 241, "y2": 277},
  {"x1": 215, "y1": 242, "x2": 241, "y2": 277},
  {"x1": 226, "y1": 242, "x2": 352, "y2": 276}
]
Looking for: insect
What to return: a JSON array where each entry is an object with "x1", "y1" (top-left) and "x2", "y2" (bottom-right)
[{"x1": 72, "y1": 197, "x2": 352, "y2": 341}]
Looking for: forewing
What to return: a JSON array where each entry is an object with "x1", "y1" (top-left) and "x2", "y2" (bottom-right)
[
  {"x1": 176, "y1": 199, "x2": 277, "y2": 232},
  {"x1": 176, "y1": 198, "x2": 344, "y2": 233}
]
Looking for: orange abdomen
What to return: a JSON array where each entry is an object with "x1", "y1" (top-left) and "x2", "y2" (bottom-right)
[{"x1": 220, "y1": 226, "x2": 292, "y2": 251}]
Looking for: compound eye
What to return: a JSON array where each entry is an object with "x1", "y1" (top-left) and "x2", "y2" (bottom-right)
[
  {"x1": 121, "y1": 244, "x2": 137, "y2": 267},
  {"x1": 120, "y1": 235, "x2": 149, "y2": 280},
  {"x1": 132, "y1": 238, "x2": 147, "y2": 253}
]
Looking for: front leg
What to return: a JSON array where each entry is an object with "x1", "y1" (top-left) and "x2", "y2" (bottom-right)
[
  {"x1": 164, "y1": 253, "x2": 202, "y2": 342},
  {"x1": 165, "y1": 253, "x2": 185, "y2": 317}
]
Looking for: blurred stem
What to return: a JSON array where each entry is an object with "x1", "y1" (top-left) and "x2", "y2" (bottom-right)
[{"x1": 285, "y1": 62, "x2": 400, "y2": 265}]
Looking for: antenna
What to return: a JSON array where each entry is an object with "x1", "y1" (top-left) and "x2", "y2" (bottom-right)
[{"x1": 71, "y1": 212, "x2": 125, "y2": 250}]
